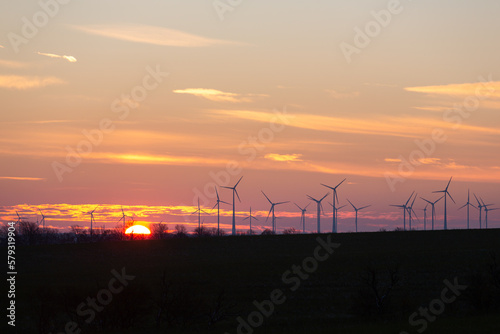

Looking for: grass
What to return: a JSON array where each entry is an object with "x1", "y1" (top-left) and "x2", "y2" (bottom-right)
[{"x1": 8, "y1": 228, "x2": 500, "y2": 333}]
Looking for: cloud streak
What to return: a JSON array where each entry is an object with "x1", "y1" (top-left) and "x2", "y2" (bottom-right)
[
  {"x1": 405, "y1": 81, "x2": 500, "y2": 99},
  {"x1": 37, "y1": 52, "x2": 77, "y2": 63},
  {"x1": 0, "y1": 75, "x2": 66, "y2": 90},
  {"x1": 174, "y1": 88, "x2": 266, "y2": 103},
  {"x1": 73, "y1": 24, "x2": 243, "y2": 47},
  {"x1": 265, "y1": 153, "x2": 303, "y2": 162},
  {"x1": 325, "y1": 89, "x2": 360, "y2": 99},
  {"x1": 0, "y1": 176, "x2": 46, "y2": 181}
]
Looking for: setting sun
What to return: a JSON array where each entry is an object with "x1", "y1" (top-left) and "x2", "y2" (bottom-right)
[{"x1": 125, "y1": 225, "x2": 151, "y2": 235}]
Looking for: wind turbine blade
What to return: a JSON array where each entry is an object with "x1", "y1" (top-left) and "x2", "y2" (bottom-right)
[
  {"x1": 338, "y1": 205, "x2": 347, "y2": 210},
  {"x1": 307, "y1": 195, "x2": 317, "y2": 202},
  {"x1": 276, "y1": 201, "x2": 289, "y2": 205},
  {"x1": 410, "y1": 193, "x2": 417, "y2": 207},
  {"x1": 221, "y1": 186, "x2": 232, "y2": 190},
  {"x1": 234, "y1": 188, "x2": 241, "y2": 202},
  {"x1": 266, "y1": 207, "x2": 272, "y2": 222},
  {"x1": 220, "y1": 200, "x2": 230, "y2": 205},
  {"x1": 294, "y1": 203, "x2": 302, "y2": 210},
  {"x1": 336, "y1": 178, "x2": 346, "y2": 188},
  {"x1": 320, "y1": 183, "x2": 334, "y2": 190},
  {"x1": 420, "y1": 197, "x2": 432, "y2": 205},
  {"x1": 359, "y1": 205, "x2": 371, "y2": 210},
  {"x1": 445, "y1": 176, "x2": 452, "y2": 191},
  {"x1": 458, "y1": 204, "x2": 467, "y2": 210},
  {"x1": 304, "y1": 203, "x2": 310, "y2": 210},
  {"x1": 234, "y1": 176, "x2": 243, "y2": 188},
  {"x1": 212, "y1": 203, "x2": 218, "y2": 210},
  {"x1": 473, "y1": 193, "x2": 482, "y2": 206},
  {"x1": 390, "y1": 205, "x2": 404, "y2": 208},
  {"x1": 447, "y1": 192, "x2": 456, "y2": 204},
  {"x1": 320, "y1": 192, "x2": 329, "y2": 201},
  {"x1": 215, "y1": 187, "x2": 220, "y2": 200},
  {"x1": 346, "y1": 199, "x2": 356, "y2": 209},
  {"x1": 405, "y1": 191, "x2": 415, "y2": 206},
  {"x1": 262, "y1": 191, "x2": 272, "y2": 204},
  {"x1": 242, "y1": 216, "x2": 249, "y2": 221}
]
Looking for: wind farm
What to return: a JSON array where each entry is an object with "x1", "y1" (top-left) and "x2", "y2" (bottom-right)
[{"x1": 2, "y1": 2, "x2": 500, "y2": 333}]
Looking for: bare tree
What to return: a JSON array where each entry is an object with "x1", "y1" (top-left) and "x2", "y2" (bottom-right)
[
  {"x1": 174, "y1": 224, "x2": 187, "y2": 237},
  {"x1": 18, "y1": 221, "x2": 40, "y2": 245},
  {"x1": 152, "y1": 222, "x2": 169, "y2": 239}
]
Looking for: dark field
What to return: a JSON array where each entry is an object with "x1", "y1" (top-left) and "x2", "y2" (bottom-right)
[{"x1": 8, "y1": 229, "x2": 500, "y2": 333}]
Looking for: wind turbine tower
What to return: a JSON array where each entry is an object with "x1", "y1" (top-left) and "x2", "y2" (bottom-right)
[
  {"x1": 213, "y1": 188, "x2": 230, "y2": 236},
  {"x1": 321, "y1": 178, "x2": 346, "y2": 233},
  {"x1": 458, "y1": 190, "x2": 476, "y2": 230},
  {"x1": 390, "y1": 192, "x2": 414, "y2": 231},
  {"x1": 420, "y1": 196, "x2": 443, "y2": 231},
  {"x1": 307, "y1": 193, "x2": 329, "y2": 233},
  {"x1": 294, "y1": 203, "x2": 310, "y2": 234},
  {"x1": 242, "y1": 207, "x2": 259, "y2": 235},
  {"x1": 222, "y1": 176, "x2": 243, "y2": 236},
  {"x1": 347, "y1": 199, "x2": 371, "y2": 233},
  {"x1": 433, "y1": 177, "x2": 455, "y2": 230},
  {"x1": 262, "y1": 191, "x2": 289, "y2": 233}
]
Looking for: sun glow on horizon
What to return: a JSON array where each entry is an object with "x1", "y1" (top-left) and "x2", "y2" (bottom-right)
[{"x1": 125, "y1": 225, "x2": 151, "y2": 235}]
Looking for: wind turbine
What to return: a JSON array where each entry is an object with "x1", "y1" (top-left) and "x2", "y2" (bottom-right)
[
  {"x1": 473, "y1": 193, "x2": 484, "y2": 229},
  {"x1": 481, "y1": 198, "x2": 497, "y2": 229},
  {"x1": 191, "y1": 198, "x2": 209, "y2": 230},
  {"x1": 262, "y1": 191, "x2": 289, "y2": 233},
  {"x1": 307, "y1": 192, "x2": 329, "y2": 233},
  {"x1": 294, "y1": 203, "x2": 310, "y2": 234},
  {"x1": 212, "y1": 188, "x2": 230, "y2": 236},
  {"x1": 433, "y1": 177, "x2": 455, "y2": 230},
  {"x1": 86, "y1": 205, "x2": 99, "y2": 237},
  {"x1": 420, "y1": 196, "x2": 443, "y2": 231},
  {"x1": 458, "y1": 190, "x2": 476, "y2": 230},
  {"x1": 222, "y1": 176, "x2": 243, "y2": 236},
  {"x1": 406, "y1": 193, "x2": 419, "y2": 230},
  {"x1": 422, "y1": 204, "x2": 428, "y2": 231},
  {"x1": 347, "y1": 199, "x2": 371, "y2": 233},
  {"x1": 38, "y1": 208, "x2": 46, "y2": 230},
  {"x1": 321, "y1": 178, "x2": 346, "y2": 233},
  {"x1": 390, "y1": 191, "x2": 414, "y2": 231},
  {"x1": 117, "y1": 206, "x2": 127, "y2": 231},
  {"x1": 242, "y1": 207, "x2": 259, "y2": 235}
]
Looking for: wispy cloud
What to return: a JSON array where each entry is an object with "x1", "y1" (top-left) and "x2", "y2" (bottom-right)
[
  {"x1": 37, "y1": 52, "x2": 77, "y2": 63},
  {"x1": 174, "y1": 88, "x2": 267, "y2": 103},
  {"x1": 405, "y1": 81, "x2": 500, "y2": 98},
  {"x1": 0, "y1": 75, "x2": 66, "y2": 90},
  {"x1": 212, "y1": 110, "x2": 500, "y2": 138},
  {"x1": 0, "y1": 176, "x2": 46, "y2": 181},
  {"x1": 73, "y1": 24, "x2": 242, "y2": 47},
  {"x1": 264, "y1": 153, "x2": 303, "y2": 162},
  {"x1": 325, "y1": 89, "x2": 360, "y2": 99}
]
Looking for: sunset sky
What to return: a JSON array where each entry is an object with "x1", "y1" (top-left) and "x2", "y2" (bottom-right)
[{"x1": 1, "y1": 0, "x2": 499, "y2": 233}]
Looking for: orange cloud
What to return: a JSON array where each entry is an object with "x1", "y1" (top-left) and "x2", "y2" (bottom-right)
[
  {"x1": 73, "y1": 24, "x2": 242, "y2": 47},
  {"x1": 0, "y1": 176, "x2": 46, "y2": 181},
  {"x1": 0, "y1": 75, "x2": 65, "y2": 90},
  {"x1": 264, "y1": 153, "x2": 303, "y2": 162},
  {"x1": 405, "y1": 81, "x2": 500, "y2": 98},
  {"x1": 211, "y1": 109, "x2": 500, "y2": 138}
]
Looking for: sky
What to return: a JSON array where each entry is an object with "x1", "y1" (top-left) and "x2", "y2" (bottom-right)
[{"x1": 1, "y1": 0, "x2": 499, "y2": 233}]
